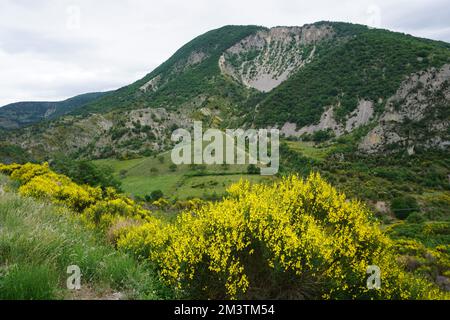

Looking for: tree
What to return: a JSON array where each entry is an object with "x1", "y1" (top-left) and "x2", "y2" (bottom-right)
[
  {"x1": 312, "y1": 130, "x2": 335, "y2": 143},
  {"x1": 145, "y1": 190, "x2": 164, "y2": 202},
  {"x1": 391, "y1": 196, "x2": 420, "y2": 220},
  {"x1": 247, "y1": 164, "x2": 260, "y2": 175},
  {"x1": 51, "y1": 156, "x2": 122, "y2": 191}
]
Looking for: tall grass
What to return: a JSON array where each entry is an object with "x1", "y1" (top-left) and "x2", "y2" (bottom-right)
[{"x1": 0, "y1": 175, "x2": 171, "y2": 300}]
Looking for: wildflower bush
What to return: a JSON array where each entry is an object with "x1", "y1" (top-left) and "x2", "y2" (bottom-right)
[
  {"x1": 82, "y1": 197, "x2": 151, "y2": 230},
  {"x1": 152, "y1": 198, "x2": 170, "y2": 210},
  {"x1": 1, "y1": 163, "x2": 446, "y2": 300},
  {"x1": 173, "y1": 198, "x2": 205, "y2": 211},
  {"x1": 393, "y1": 239, "x2": 450, "y2": 279},
  {"x1": 0, "y1": 163, "x2": 22, "y2": 175},
  {"x1": 0, "y1": 163, "x2": 151, "y2": 231},
  {"x1": 118, "y1": 174, "x2": 445, "y2": 299},
  {"x1": 9, "y1": 162, "x2": 52, "y2": 184},
  {"x1": 19, "y1": 172, "x2": 102, "y2": 212}
]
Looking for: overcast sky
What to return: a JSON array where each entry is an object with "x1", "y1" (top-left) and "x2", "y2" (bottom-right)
[{"x1": 0, "y1": 0, "x2": 449, "y2": 106}]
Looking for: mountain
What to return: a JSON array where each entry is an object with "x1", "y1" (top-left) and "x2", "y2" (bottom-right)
[
  {"x1": 0, "y1": 92, "x2": 109, "y2": 129},
  {"x1": 1, "y1": 22, "x2": 449, "y2": 161}
]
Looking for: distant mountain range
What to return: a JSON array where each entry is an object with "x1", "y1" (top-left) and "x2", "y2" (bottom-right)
[
  {"x1": 0, "y1": 92, "x2": 108, "y2": 129},
  {"x1": 1, "y1": 21, "x2": 449, "y2": 161}
]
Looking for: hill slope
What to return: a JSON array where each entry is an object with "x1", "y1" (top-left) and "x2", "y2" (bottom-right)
[
  {"x1": 0, "y1": 174, "x2": 167, "y2": 300},
  {"x1": 1, "y1": 22, "x2": 450, "y2": 161}
]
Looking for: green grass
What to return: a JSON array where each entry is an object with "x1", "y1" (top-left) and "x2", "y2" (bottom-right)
[
  {"x1": 285, "y1": 141, "x2": 334, "y2": 161},
  {"x1": 121, "y1": 174, "x2": 182, "y2": 197},
  {"x1": 0, "y1": 264, "x2": 58, "y2": 300},
  {"x1": 0, "y1": 176, "x2": 171, "y2": 300},
  {"x1": 387, "y1": 221, "x2": 450, "y2": 249},
  {"x1": 94, "y1": 148, "x2": 273, "y2": 199},
  {"x1": 174, "y1": 174, "x2": 274, "y2": 199}
]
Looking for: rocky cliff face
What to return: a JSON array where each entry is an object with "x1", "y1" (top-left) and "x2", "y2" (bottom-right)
[
  {"x1": 281, "y1": 99, "x2": 375, "y2": 137},
  {"x1": 360, "y1": 64, "x2": 450, "y2": 153},
  {"x1": 280, "y1": 64, "x2": 450, "y2": 154},
  {"x1": 219, "y1": 25, "x2": 334, "y2": 92}
]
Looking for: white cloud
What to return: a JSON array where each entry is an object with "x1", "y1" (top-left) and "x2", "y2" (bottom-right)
[{"x1": 0, "y1": 0, "x2": 449, "y2": 106}]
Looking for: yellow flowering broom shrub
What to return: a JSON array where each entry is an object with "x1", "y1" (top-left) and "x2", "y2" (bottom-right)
[
  {"x1": 152, "y1": 198, "x2": 171, "y2": 210},
  {"x1": 173, "y1": 198, "x2": 206, "y2": 211},
  {"x1": 81, "y1": 197, "x2": 152, "y2": 230},
  {"x1": 0, "y1": 163, "x2": 22, "y2": 175},
  {"x1": 118, "y1": 173, "x2": 445, "y2": 299},
  {"x1": 19, "y1": 171, "x2": 102, "y2": 212},
  {"x1": 0, "y1": 163, "x2": 150, "y2": 229}
]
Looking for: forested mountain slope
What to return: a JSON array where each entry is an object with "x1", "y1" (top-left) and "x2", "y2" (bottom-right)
[{"x1": 1, "y1": 22, "x2": 449, "y2": 161}]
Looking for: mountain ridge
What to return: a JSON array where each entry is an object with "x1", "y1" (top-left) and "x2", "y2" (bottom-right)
[
  {"x1": 1, "y1": 21, "x2": 449, "y2": 162},
  {"x1": 0, "y1": 91, "x2": 109, "y2": 129}
]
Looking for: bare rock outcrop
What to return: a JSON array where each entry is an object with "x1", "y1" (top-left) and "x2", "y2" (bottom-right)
[
  {"x1": 219, "y1": 24, "x2": 334, "y2": 92},
  {"x1": 360, "y1": 64, "x2": 450, "y2": 153},
  {"x1": 281, "y1": 100, "x2": 375, "y2": 137},
  {"x1": 140, "y1": 75, "x2": 162, "y2": 92}
]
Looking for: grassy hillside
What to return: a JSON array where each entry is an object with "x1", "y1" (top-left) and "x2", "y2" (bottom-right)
[
  {"x1": 0, "y1": 175, "x2": 170, "y2": 300},
  {"x1": 92, "y1": 136, "x2": 449, "y2": 228},
  {"x1": 280, "y1": 138, "x2": 450, "y2": 216},
  {"x1": 0, "y1": 142, "x2": 32, "y2": 164}
]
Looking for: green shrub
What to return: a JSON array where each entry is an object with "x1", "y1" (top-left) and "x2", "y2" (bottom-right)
[
  {"x1": 51, "y1": 156, "x2": 122, "y2": 192},
  {"x1": 406, "y1": 212, "x2": 427, "y2": 224},
  {"x1": 145, "y1": 190, "x2": 164, "y2": 202},
  {"x1": 312, "y1": 130, "x2": 335, "y2": 143},
  {"x1": 246, "y1": 164, "x2": 260, "y2": 175},
  {"x1": 391, "y1": 196, "x2": 420, "y2": 220}
]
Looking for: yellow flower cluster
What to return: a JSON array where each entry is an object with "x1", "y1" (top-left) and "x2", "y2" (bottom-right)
[
  {"x1": 82, "y1": 197, "x2": 152, "y2": 230},
  {"x1": 0, "y1": 163, "x2": 22, "y2": 175},
  {"x1": 118, "y1": 173, "x2": 445, "y2": 299},
  {"x1": 0, "y1": 163, "x2": 153, "y2": 231},
  {"x1": 173, "y1": 198, "x2": 206, "y2": 211},
  {"x1": 152, "y1": 198, "x2": 170, "y2": 210}
]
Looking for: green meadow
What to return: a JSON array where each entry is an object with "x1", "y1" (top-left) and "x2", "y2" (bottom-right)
[{"x1": 94, "y1": 149, "x2": 274, "y2": 199}]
